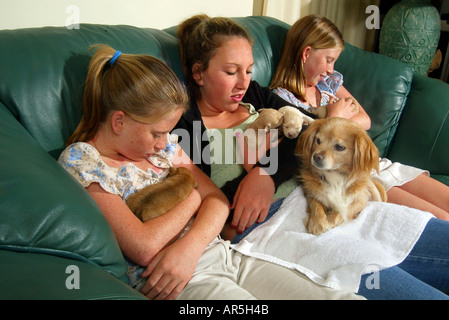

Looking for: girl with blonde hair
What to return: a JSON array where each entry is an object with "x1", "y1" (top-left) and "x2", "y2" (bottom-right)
[
  {"x1": 60, "y1": 45, "x2": 231, "y2": 299},
  {"x1": 272, "y1": 14, "x2": 449, "y2": 221},
  {"x1": 266, "y1": 15, "x2": 449, "y2": 300}
]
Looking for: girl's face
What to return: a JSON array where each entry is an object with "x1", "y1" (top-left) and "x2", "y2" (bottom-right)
[
  {"x1": 114, "y1": 108, "x2": 183, "y2": 161},
  {"x1": 194, "y1": 37, "x2": 254, "y2": 112},
  {"x1": 302, "y1": 47, "x2": 342, "y2": 87}
]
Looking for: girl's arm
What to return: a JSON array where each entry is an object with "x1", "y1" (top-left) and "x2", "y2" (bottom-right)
[
  {"x1": 328, "y1": 85, "x2": 371, "y2": 130},
  {"x1": 86, "y1": 177, "x2": 201, "y2": 267},
  {"x1": 139, "y1": 146, "x2": 230, "y2": 300}
]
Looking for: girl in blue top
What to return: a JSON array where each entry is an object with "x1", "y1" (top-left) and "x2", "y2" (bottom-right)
[{"x1": 271, "y1": 14, "x2": 449, "y2": 221}]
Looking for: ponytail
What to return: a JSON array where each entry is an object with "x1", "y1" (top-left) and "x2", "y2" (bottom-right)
[
  {"x1": 67, "y1": 45, "x2": 115, "y2": 145},
  {"x1": 66, "y1": 45, "x2": 188, "y2": 146}
]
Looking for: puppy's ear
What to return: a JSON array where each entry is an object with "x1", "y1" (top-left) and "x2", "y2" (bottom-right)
[
  {"x1": 353, "y1": 130, "x2": 380, "y2": 174},
  {"x1": 296, "y1": 120, "x2": 321, "y2": 162},
  {"x1": 276, "y1": 114, "x2": 284, "y2": 128}
]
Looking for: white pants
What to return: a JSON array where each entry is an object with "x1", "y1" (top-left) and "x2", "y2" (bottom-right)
[{"x1": 177, "y1": 239, "x2": 364, "y2": 300}]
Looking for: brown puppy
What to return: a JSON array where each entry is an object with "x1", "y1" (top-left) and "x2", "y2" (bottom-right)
[
  {"x1": 126, "y1": 167, "x2": 196, "y2": 221},
  {"x1": 296, "y1": 118, "x2": 387, "y2": 235}
]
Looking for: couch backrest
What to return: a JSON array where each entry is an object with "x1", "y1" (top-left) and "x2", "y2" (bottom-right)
[
  {"x1": 0, "y1": 16, "x2": 413, "y2": 158},
  {"x1": 335, "y1": 43, "x2": 414, "y2": 157},
  {"x1": 0, "y1": 17, "x2": 290, "y2": 156}
]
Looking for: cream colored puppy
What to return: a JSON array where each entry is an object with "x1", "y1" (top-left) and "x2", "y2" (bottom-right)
[
  {"x1": 244, "y1": 108, "x2": 283, "y2": 148},
  {"x1": 278, "y1": 106, "x2": 315, "y2": 139}
]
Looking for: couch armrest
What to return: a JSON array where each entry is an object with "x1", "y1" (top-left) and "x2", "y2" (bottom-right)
[
  {"x1": 0, "y1": 250, "x2": 145, "y2": 300},
  {"x1": 387, "y1": 75, "x2": 449, "y2": 177},
  {"x1": 0, "y1": 102, "x2": 127, "y2": 281}
]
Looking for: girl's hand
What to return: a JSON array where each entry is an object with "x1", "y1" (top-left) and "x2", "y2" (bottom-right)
[
  {"x1": 235, "y1": 130, "x2": 281, "y2": 173},
  {"x1": 326, "y1": 96, "x2": 358, "y2": 119},
  {"x1": 231, "y1": 167, "x2": 275, "y2": 234},
  {"x1": 139, "y1": 235, "x2": 200, "y2": 300}
]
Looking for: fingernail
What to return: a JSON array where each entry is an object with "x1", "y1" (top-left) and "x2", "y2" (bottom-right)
[
  {"x1": 232, "y1": 225, "x2": 236, "y2": 229},
  {"x1": 238, "y1": 231, "x2": 243, "y2": 235}
]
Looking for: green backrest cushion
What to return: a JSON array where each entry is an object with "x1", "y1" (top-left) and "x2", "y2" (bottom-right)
[
  {"x1": 335, "y1": 43, "x2": 414, "y2": 157},
  {"x1": 388, "y1": 75, "x2": 449, "y2": 175}
]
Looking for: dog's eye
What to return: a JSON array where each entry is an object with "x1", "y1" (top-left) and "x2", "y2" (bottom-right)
[
  {"x1": 334, "y1": 144, "x2": 346, "y2": 151},
  {"x1": 316, "y1": 138, "x2": 321, "y2": 145}
]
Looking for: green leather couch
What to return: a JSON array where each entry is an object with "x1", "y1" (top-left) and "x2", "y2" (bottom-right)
[{"x1": 0, "y1": 16, "x2": 448, "y2": 299}]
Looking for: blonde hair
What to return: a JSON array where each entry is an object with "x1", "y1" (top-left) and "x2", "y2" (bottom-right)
[
  {"x1": 177, "y1": 14, "x2": 253, "y2": 100},
  {"x1": 67, "y1": 45, "x2": 188, "y2": 145},
  {"x1": 270, "y1": 15, "x2": 344, "y2": 101}
]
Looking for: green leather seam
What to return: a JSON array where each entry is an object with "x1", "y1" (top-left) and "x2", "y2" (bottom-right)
[{"x1": 425, "y1": 110, "x2": 449, "y2": 169}]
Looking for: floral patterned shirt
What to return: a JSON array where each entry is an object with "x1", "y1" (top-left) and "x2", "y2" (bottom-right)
[{"x1": 58, "y1": 134, "x2": 179, "y2": 200}]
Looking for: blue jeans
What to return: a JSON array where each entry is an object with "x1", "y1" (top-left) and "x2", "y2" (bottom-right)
[
  {"x1": 358, "y1": 218, "x2": 449, "y2": 300},
  {"x1": 231, "y1": 198, "x2": 284, "y2": 244}
]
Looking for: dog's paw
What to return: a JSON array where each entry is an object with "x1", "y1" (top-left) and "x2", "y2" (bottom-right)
[
  {"x1": 307, "y1": 216, "x2": 330, "y2": 235},
  {"x1": 327, "y1": 212, "x2": 344, "y2": 228}
]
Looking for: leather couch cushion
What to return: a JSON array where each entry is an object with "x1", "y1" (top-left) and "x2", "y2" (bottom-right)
[
  {"x1": 335, "y1": 43, "x2": 414, "y2": 157},
  {"x1": 0, "y1": 250, "x2": 145, "y2": 299},
  {"x1": 388, "y1": 75, "x2": 449, "y2": 176}
]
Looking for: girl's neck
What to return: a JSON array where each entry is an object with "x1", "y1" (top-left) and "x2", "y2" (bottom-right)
[
  {"x1": 303, "y1": 85, "x2": 321, "y2": 108},
  {"x1": 197, "y1": 99, "x2": 249, "y2": 129},
  {"x1": 88, "y1": 135, "x2": 129, "y2": 165}
]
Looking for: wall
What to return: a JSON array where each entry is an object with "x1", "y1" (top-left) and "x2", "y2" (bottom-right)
[{"x1": 0, "y1": 0, "x2": 254, "y2": 30}]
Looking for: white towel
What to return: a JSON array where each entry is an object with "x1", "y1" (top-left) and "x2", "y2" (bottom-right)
[{"x1": 231, "y1": 186, "x2": 433, "y2": 292}]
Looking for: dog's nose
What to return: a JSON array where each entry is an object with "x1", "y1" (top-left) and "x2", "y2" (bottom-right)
[{"x1": 313, "y1": 153, "x2": 324, "y2": 167}]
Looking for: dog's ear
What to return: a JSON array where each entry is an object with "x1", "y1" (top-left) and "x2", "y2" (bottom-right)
[
  {"x1": 296, "y1": 120, "x2": 321, "y2": 162},
  {"x1": 353, "y1": 130, "x2": 380, "y2": 174}
]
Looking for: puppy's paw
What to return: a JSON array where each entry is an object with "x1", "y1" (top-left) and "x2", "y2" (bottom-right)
[{"x1": 345, "y1": 97, "x2": 359, "y2": 114}]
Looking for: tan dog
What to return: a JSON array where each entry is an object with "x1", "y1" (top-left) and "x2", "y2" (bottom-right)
[
  {"x1": 295, "y1": 117, "x2": 387, "y2": 235},
  {"x1": 312, "y1": 97, "x2": 359, "y2": 119},
  {"x1": 126, "y1": 167, "x2": 196, "y2": 221}
]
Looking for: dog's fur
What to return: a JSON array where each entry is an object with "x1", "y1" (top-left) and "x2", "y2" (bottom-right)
[
  {"x1": 126, "y1": 167, "x2": 196, "y2": 221},
  {"x1": 312, "y1": 97, "x2": 359, "y2": 119},
  {"x1": 295, "y1": 117, "x2": 387, "y2": 235}
]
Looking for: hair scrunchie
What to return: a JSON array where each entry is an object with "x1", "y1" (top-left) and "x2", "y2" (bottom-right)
[{"x1": 109, "y1": 51, "x2": 122, "y2": 65}]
